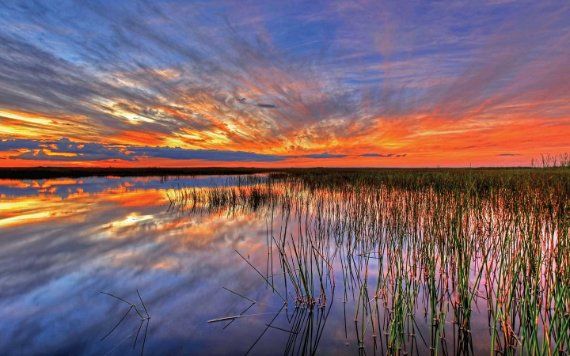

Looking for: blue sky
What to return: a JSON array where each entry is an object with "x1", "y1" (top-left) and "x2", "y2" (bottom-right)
[{"x1": 0, "y1": 0, "x2": 568, "y2": 166}]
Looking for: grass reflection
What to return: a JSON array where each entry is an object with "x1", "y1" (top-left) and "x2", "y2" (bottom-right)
[{"x1": 187, "y1": 169, "x2": 569, "y2": 354}]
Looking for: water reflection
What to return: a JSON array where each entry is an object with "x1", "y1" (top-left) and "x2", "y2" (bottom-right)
[
  {"x1": 0, "y1": 175, "x2": 263, "y2": 199},
  {"x1": 0, "y1": 175, "x2": 277, "y2": 354},
  {"x1": 0, "y1": 175, "x2": 566, "y2": 355}
]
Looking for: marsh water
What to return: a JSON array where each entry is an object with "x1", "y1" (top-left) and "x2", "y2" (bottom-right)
[{"x1": 0, "y1": 174, "x2": 566, "y2": 355}]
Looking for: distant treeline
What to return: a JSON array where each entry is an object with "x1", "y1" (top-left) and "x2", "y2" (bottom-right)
[
  {"x1": 0, "y1": 166, "x2": 568, "y2": 180},
  {"x1": 0, "y1": 167, "x2": 271, "y2": 179}
]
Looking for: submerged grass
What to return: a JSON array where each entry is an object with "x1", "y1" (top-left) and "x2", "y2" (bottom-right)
[{"x1": 182, "y1": 168, "x2": 568, "y2": 354}]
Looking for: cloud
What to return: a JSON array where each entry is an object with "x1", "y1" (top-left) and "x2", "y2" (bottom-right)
[
  {"x1": 0, "y1": 1, "x2": 568, "y2": 165},
  {"x1": 255, "y1": 103, "x2": 277, "y2": 109},
  {"x1": 13, "y1": 138, "x2": 134, "y2": 161},
  {"x1": 360, "y1": 153, "x2": 407, "y2": 158},
  {"x1": 497, "y1": 153, "x2": 520, "y2": 157},
  {"x1": 2, "y1": 138, "x2": 285, "y2": 162},
  {"x1": 300, "y1": 153, "x2": 347, "y2": 159},
  {"x1": 128, "y1": 147, "x2": 285, "y2": 162},
  {"x1": 1, "y1": 138, "x2": 356, "y2": 162},
  {"x1": 0, "y1": 139, "x2": 41, "y2": 151}
]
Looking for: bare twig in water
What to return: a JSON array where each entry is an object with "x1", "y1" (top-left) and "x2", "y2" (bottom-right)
[
  {"x1": 100, "y1": 290, "x2": 151, "y2": 355},
  {"x1": 207, "y1": 311, "x2": 280, "y2": 323},
  {"x1": 222, "y1": 287, "x2": 257, "y2": 304},
  {"x1": 234, "y1": 249, "x2": 286, "y2": 302}
]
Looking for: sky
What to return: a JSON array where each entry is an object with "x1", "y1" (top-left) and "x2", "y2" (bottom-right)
[{"x1": 0, "y1": 0, "x2": 568, "y2": 167}]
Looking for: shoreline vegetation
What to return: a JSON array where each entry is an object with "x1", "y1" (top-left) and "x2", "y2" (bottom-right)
[
  {"x1": 165, "y1": 167, "x2": 569, "y2": 354},
  {"x1": 0, "y1": 167, "x2": 270, "y2": 179},
  {"x1": 1, "y1": 166, "x2": 567, "y2": 353}
]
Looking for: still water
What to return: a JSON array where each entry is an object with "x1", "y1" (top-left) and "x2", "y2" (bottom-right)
[
  {"x1": 0, "y1": 176, "x2": 286, "y2": 354},
  {"x1": 0, "y1": 175, "x2": 563, "y2": 355},
  {"x1": 0, "y1": 176, "x2": 343, "y2": 355}
]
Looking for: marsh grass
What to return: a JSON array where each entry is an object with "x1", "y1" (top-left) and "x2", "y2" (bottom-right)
[
  {"x1": 100, "y1": 290, "x2": 150, "y2": 355},
  {"x1": 188, "y1": 168, "x2": 568, "y2": 354}
]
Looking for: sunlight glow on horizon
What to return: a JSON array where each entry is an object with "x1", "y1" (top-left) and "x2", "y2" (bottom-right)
[{"x1": 0, "y1": 1, "x2": 568, "y2": 167}]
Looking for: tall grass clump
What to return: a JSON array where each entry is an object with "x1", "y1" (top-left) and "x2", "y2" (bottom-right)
[{"x1": 193, "y1": 167, "x2": 568, "y2": 354}]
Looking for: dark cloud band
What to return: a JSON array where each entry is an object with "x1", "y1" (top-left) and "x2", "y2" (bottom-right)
[{"x1": 0, "y1": 138, "x2": 353, "y2": 162}]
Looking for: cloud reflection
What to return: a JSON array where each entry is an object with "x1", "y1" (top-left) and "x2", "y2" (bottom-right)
[{"x1": 0, "y1": 177, "x2": 275, "y2": 354}]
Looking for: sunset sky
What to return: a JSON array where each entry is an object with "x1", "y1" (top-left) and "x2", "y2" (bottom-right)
[{"x1": 0, "y1": 1, "x2": 568, "y2": 167}]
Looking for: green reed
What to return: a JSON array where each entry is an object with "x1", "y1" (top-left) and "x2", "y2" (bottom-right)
[{"x1": 191, "y1": 168, "x2": 568, "y2": 354}]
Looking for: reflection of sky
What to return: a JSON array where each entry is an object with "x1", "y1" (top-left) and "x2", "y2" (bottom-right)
[
  {"x1": 0, "y1": 176, "x2": 286, "y2": 354},
  {"x1": 0, "y1": 175, "x2": 364, "y2": 355},
  {"x1": 0, "y1": 175, "x2": 497, "y2": 354},
  {"x1": 0, "y1": 175, "x2": 263, "y2": 199}
]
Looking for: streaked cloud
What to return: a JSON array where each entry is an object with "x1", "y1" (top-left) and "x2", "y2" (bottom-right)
[
  {"x1": 0, "y1": 0, "x2": 567, "y2": 167},
  {"x1": 127, "y1": 147, "x2": 285, "y2": 162},
  {"x1": 301, "y1": 153, "x2": 347, "y2": 159},
  {"x1": 1, "y1": 138, "x2": 352, "y2": 163},
  {"x1": 360, "y1": 153, "x2": 407, "y2": 158}
]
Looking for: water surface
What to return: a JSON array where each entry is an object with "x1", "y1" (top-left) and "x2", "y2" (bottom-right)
[{"x1": 0, "y1": 174, "x2": 565, "y2": 355}]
